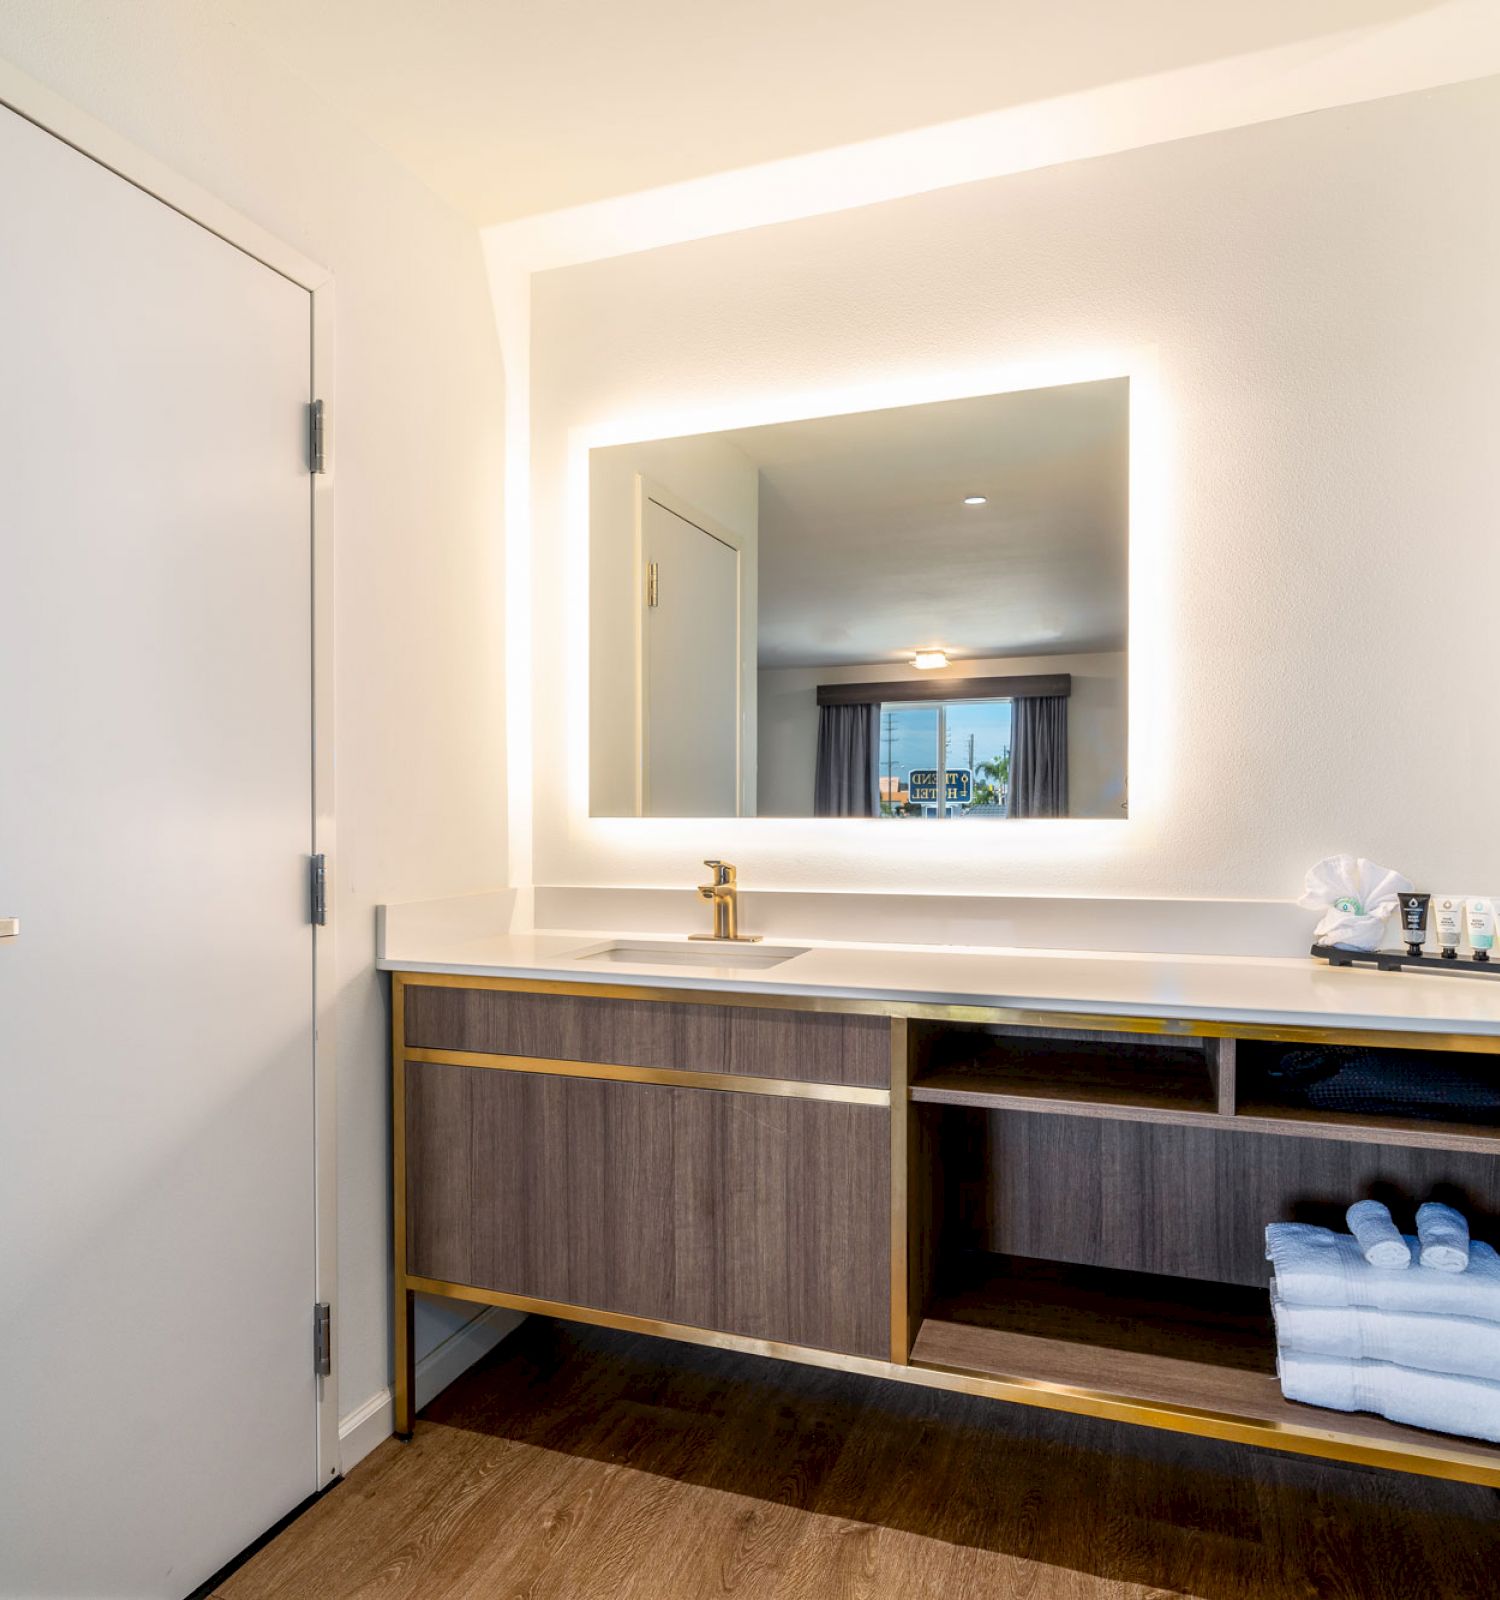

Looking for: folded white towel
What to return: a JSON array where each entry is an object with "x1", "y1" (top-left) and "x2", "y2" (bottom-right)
[
  {"x1": 1271, "y1": 1282, "x2": 1500, "y2": 1382},
  {"x1": 1277, "y1": 1348, "x2": 1500, "y2": 1443},
  {"x1": 1346, "y1": 1199, "x2": 1411, "y2": 1268},
  {"x1": 1417, "y1": 1202, "x2": 1471, "y2": 1274},
  {"x1": 1266, "y1": 1223, "x2": 1500, "y2": 1319}
]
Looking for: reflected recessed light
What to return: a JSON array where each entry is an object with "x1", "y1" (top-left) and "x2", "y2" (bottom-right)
[
  {"x1": 963, "y1": 495, "x2": 987, "y2": 506},
  {"x1": 912, "y1": 650, "x2": 948, "y2": 670}
]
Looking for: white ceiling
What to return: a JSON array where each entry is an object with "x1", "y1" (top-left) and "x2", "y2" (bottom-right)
[
  {"x1": 213, "y1": 1, "x2": 1432, "y2": 224},
  {"x1": 717, "y1": 380, "x2": 1129, "y2": 670}
]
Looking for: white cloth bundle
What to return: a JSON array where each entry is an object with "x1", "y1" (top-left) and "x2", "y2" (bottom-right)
[
  {"x1": 1265, "y1": 1223, "x2": 1500, "y2": 1320},
  {"x1": 1346, "y1": 1200, "x2": 1411, "y2": 1268},
  {"x1": 1417, "y1": 1202, "x2": 1471, "y2": 1273},
  {"x1": 1271, "y1": 1283, "x2": 1500, "y2": 1383},
  {"x1": 1277, "y1": 1350, "x2": 1500, "y2": 1443},
  {"x1": 1297, "y1": 854, "x2": 1411, "y2": 951}
]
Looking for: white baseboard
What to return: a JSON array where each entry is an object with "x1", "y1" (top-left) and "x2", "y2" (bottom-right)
[{"x1": 338, "y1": 1306, "x2": 525, "y2": 1473}]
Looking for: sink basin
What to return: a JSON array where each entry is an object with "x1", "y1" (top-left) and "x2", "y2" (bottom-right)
[{"x1": 570, "y1": 939, "x2": 807, "y2": 970}]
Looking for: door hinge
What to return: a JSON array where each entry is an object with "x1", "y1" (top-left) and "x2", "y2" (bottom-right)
[
  {"x1": 646, "y1": 561, "x2": 659, "y2": 608},
  {"x1": 308, "y1": 399, "x2": 328, "y2": 475},
  {"x1": 309, "y1": 853, "x2": 327, "y2": 926},
  {"x1": 314, "y1": 1302, "x2": 332, "y2": 1378}
]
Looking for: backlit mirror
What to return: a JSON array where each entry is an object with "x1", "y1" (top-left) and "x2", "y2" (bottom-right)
[{"x1": 589, "y1": 378, "x2": 1128, "y2": 819}]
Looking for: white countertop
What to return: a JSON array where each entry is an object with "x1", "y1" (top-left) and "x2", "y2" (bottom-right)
[{"x1": 377, "y1": 926, "x2": 1500, "y2": 1037}]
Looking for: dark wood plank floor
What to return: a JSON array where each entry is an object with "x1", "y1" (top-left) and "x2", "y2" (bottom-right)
[{"x1": 218, "y1": 1318, "x2": 1500, "y2": 1599}]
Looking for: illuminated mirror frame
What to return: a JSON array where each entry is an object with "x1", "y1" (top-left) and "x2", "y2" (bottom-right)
[{"x1": 564, "y1": 350, "x2": 1166, "y2": 840}]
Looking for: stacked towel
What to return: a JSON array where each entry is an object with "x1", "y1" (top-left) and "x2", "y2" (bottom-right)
[
  {"x1": 1278, "y1": 1351, "x2": 1500, "y2": 1444},
  {"x1": 1418, "y1": 1202, "x2": 1471, "y2": 1273},
  {"x1": 1266, "y1": 1206, "x2": 1500, "y2": 1445},
  {"x1": 1270, "y1": 1285, "x2": 1500, "y2": 1382},
  {"x1": 1266, "y1": 1223, "x2": 1500, "y2": 1318}
]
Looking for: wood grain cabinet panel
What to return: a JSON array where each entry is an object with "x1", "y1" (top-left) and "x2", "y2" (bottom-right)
[
  {"x1": 405, "y1": 1061, "x2": 891, "y2": 1358},
  {"x1": 961, "y1": 1110, "x2": 1500, "y2": 1286},
  {"x1": 403, "y1": 985, "x2": 890, "y2": 1087}
]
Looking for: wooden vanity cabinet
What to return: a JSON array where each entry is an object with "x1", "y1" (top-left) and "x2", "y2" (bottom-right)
[
  {"x1": 393, "y1": 976, "x2": 898, "y2": 1439},
  {"x1": 402, "y1": 982, "x2": 891, "y2": 1088},
  {"x1": 404, "y1": 1061, "x2": 890, "y2": 1356},
  {"x1": 393, "y1": 972, "x2": 1500, "y2": 1488}
]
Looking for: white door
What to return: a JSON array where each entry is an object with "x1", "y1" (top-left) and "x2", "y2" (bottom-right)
[
  {"x1": 0, "y1": 106, "x2": 318, "y2": 1596},
  {"x1": 642, "y1": 497, "x2": 740, "y2": 816}
]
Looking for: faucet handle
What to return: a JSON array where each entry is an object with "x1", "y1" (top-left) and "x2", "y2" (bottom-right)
[{"x1": 702, "y1": 859, "x2": 736, "y2": 886}]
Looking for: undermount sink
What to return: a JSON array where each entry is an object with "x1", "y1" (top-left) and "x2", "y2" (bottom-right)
[{"x1": 570, "y1": 938, "x2": 808, "y2": 970}]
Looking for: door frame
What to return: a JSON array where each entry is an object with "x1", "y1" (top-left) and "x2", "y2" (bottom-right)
[
  {"x1": 0, "y1": 59, "x2": 343, "y2": 1488},
  {"x1": 633, "y1": 475, "x2": 745, "y2": 818}
]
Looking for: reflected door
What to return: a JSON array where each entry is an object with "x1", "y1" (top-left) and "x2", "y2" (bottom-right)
[{"x1": 642, "y1": 497, "x2": 740, "y2": 816}]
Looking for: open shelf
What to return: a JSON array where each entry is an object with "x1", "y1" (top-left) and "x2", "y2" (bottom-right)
[
  {"x1": 1233, "y1": 1098, "x2": 1500, "y2": 1155},
  {"x1": 919, "y1": 1252, "x2": 1275, "y2": 1370},
  {"x1": 910, "y1": 1021, "x2": 1219, "y2": 1123},
  {"x1": 909, "y1": 1253, "x2": 1500, "y2": 1470},
  {"x1": 1233, "y1": 1041, "x2": 1500, "y2": 1154}
]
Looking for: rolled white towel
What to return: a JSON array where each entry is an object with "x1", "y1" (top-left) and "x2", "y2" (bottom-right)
[
  {"x1": 1346, "y1": 1200, "x2": 1411, "y2": 1268},
  {"x1": 1265, "y1": 1224, "x2": 1500, "y2": 1319},
  {"x1": 1417, "y1": 1202, "x2": 1471, "y2": 1274},
  {"x1": 1270, "y1": 1282, "x2": 1500, "y2": 1383},
  {"x1": 1277, "y1": 1348, "x2": 1500, "y2": 1444}
]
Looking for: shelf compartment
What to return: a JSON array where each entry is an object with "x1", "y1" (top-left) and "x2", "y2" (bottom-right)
[
  {"x1": 1235, "y1": 1040, "x2": 1500, "y2": 1154},
  {"x1": 1233, "y1": 1099, "x2": 1500, "y2": 1155},
  {"x1": 911, "y1": 1104, "x2": 1500, "y2": 1289},
  {"x1": 909, "y1": 1020, "x2": 1222, "y2": 1123},
  {"x1": 909, "y1": 1253, "x2": 1500, "y2": 1474}
]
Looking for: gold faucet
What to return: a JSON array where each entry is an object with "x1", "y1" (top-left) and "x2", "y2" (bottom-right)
[{"x1": 691, "y1": 860, "x2": 761, "y2": 943}]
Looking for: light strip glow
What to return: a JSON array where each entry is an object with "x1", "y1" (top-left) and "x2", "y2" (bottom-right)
[
  {"x1": 565, "y1": 348, "x2": 1170, "y2": 872},
  {"x1": 484, "y1": 4, "x2": 1500, "y2": 276},
  {"x1": 483, "y1": 242, "x2": 536, "y2": 916},
  {"x1": 489, "y1": 3, "x2": 1495, "y2": 902}
]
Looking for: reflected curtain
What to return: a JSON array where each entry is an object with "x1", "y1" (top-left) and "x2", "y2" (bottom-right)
[
  {"x1": 814, "y1": 702, "x2": 880, "y2": 817},
  {"x1": 1009, "y1": 695, "x2": 1068, "y2": 818}
]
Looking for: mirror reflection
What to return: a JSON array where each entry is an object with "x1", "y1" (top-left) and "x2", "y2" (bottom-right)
[{"x1": 589, "y1": 378, "x2": 1128, "y2": 819}]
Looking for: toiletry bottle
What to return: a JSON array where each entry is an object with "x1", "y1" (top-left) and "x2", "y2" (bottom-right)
[
  {"x1": 1434, "y1": 895, "x2": 1464, "y2": 960},
  {"x1": 1398, "y1": 892, "x2": 1431, "y2": 957},
  {"x1": 1465, "y1": 897, "x2": 1495, "y2": 963}
]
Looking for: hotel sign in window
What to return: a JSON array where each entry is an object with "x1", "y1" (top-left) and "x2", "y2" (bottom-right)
[{"x1": 880, "y1": 697, "x2": 1012, "y2": 819}]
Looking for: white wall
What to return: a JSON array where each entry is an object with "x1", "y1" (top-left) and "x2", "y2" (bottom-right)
[
  {"x1": 758, "y1": 652, "x2": 1126, "y2": 819},
  {"x1": 590, "y1": 434, "x2": 758, "y2": 815},
  {"x1": 527, "y1": 77, "x2": 1500, "y2": 909},
  {"x1": 0, "y1": 3, "x2": 510, "y2": 1453}
]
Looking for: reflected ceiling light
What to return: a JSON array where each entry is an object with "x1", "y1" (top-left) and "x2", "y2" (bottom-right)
[
  {"x1": 963, "y1": 495, "x2": 987, "y2": 505},
  {"x1": 912, "y1": 649, "x2": 948, "y2": 670}
]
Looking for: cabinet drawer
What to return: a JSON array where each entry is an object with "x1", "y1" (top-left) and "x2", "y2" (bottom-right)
[
  {"x1": 403, "y1": 984, "x2": 890, "y2": 1089},
  {"x1": 404, "y1": 1060, "x2": 891, "y2": 1358}
]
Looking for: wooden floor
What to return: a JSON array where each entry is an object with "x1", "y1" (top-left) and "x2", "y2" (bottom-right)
[{"x1": 218, "y1": 1318, "x2": 1500, "y2": 1599}]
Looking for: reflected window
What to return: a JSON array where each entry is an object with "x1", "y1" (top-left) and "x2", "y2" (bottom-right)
[{"x1": 879, "y1": 697, "x2": 1013, "y2": 819}]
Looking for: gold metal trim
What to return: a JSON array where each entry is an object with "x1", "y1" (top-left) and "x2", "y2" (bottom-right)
[
  {"x1": 903, "y1": 1358, "x2": 1500, "y2": 1487},
  {"x1": 404, "y1": 1274, "x2": 893, "y2": 1371},
  {"x1": 1196, "y1": 1019, "x2": 1500, "y2": 1056},
  {"x1": 392, "y1": 974, "x2": 414, "y2": 1439},
  {"x1": 889, "y1": 1017, "x2": 910, "y2": 1365},
  {"x1": 397, "y1": 968, "x2": 900, "y2": 1016},
  {"x1": 403, "y1": 1045, "x2": 890, "y2": 1105},
  {"x1": 399, "y1": 1272, "x2": 1500, "y2": 1487},
  {"x1": 390, "y1": 970, "x2": 1500, "y2": 1054}
]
